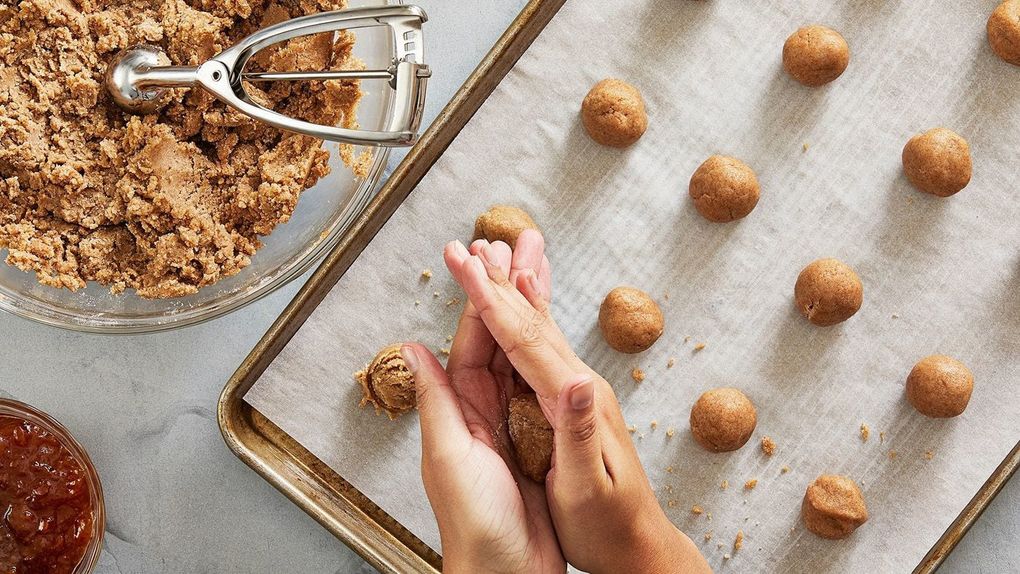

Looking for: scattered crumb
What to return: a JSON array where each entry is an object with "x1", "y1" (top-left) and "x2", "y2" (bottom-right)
[
  {"x1": 717, "y1": 543, "x2": 723, "y2": 550},
  {"x1": 704, "y1": 531, "x2": 713, "y2": 542},
  {"x1": 666, "y1": 484, "x2": 674, "y2": 494},
  {"x1": 721, "y1": 480, "x2": 729, "y2": 490},
  {"x1": 781, "y1": 465, "x2": 790, "y2": 474},
  {"x1": 446, "y1": 298, "x2": 460, "y2": 307},
  {"x1": 421, "y1": 269, "x2": 433, "y2": 280},
  {"x1": 627, "y1": 425, "x2": 637, "y2": 434},
  {"x1": 802, "y1": 142, "x2": 810, "y2": 152},
  {"x1": 414, "y1": 300, "x2": 421, "y2": 306},
  {"x1": 631, "y1": 368, "x2": 646, "y2": 383},
  {"x1": 880, "y1": 431, "x2": 886, "y2": 444},
  {"x1": 761, "y1": 436, "x2": 776, "y2": 456},
  {"x1": 433, "y1": 291, "x2": 440, "y2": 298},
  {"x1": 667, "y1": 357, "x2": 676, "y2": 369},
  {"x1": 446, "y1": 335, "x2": 453, "y2": 342},
  {"x1": 666, "y1": 465, "x2": 674, "y2": 473},
  {"x1": 664, "y1": 292, "x2": 670, "y2": 300},
  {"x1": 694, "y1": 343, "x2": 706, "y2": 352},
  {"x1": 888, "y1": 450, "x2": 898, "y2": 460},
  {"x1": 707, "y1": 512, "x2": 713, "y2": 521},
  {"x1": 666, "y1": 427, "x2": 676, "y2": 438},
  {"x1": 668, "y1": 500, "x2": 677, "y2": 508},
  {"x1": 723, "y1": 553, "x2": 731, "y2": 560},
  {"x1": 924, "y1": 450, "x2": 935, "y2": 460},
  {"x1": 892, "y1": 313, "x2": 900, "y2": 319},
  {"x1": 684, "y1": 336, "x2": 691, "y2": 343},
  {"x1": 744, "y1": 479, "x2": 758, "y2": 490},
  {"x1": 734, "y1": 530, "x2": 744, "y2": 552},
  {"x1": 860, "y1": 423, "x2": 870, "y2": 442},
  {"x1": 439, "y1": 348, "x2": 450, "y2": 356},
  {"x1": 650, "y1": 420, "x2": 659, "y2": 430},
  {"x1": 638, "y1": 433, "x2": 646, "y2": 440},
  {"x1": 692, "y1": 505, "x2": 704, "y2": 515}
]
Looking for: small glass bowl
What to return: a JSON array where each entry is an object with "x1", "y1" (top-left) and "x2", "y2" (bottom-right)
[
  {"x1": 0, "y1": 0, "x2": 398, "y2": 334},
  {"x1": 0, "y1": 399, "x2": 105, "y2": 574}
]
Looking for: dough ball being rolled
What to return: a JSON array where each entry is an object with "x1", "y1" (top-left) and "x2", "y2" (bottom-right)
[
  {"x1": 689, "y1": 388, "x2": 757, "y2": 452},
  {"x1": 794, "y1": 258, "x2": 863, "y2": 327},
  {"x1": 801, "y1": 474, "x2": 869, "y2": 540},
  {"x1": 901, "y1": 128, "x2": 972, "y2": 197},
  {"x1": 598, "y1": 287, "x2": 664, "y2": 353},
  {"x1": 473, "y1": 205, "x2": 539, "y2": 248},
  {"x1": 689, "y1": 155, "x2": 761, "y2": 223},
  {"x1": 509, "y1": 393, "x2": 554, "y2": 483},
  {"x1": 988, "y1": 0, "x2": 1020, "y2": 66},
  {"x1": 581, "y1": 78, "x2": 648, "y2": 148},
  {"x1": 356, "y1": 344, "x2": 416, "y2": 419},
  {"x1": 782, "y1": 25, "x2": 850, "y2": 87},
  {"x1": 906, "y1": 355, "x2": 974, "y2": 418}
]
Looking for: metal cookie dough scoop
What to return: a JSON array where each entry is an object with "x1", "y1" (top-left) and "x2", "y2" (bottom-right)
[{"x1": 105, "y1": 5, "x2": 429, "y2": 146}]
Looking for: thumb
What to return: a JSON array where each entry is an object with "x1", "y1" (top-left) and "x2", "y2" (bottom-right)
[
  {"x1": 401, "y1": 344, "x2": 471, "y2": 458},
  {"x1": 552, "y1": 376, "x2": 606, "y2": 483}
]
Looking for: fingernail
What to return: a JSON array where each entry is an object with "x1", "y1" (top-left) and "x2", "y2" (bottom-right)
[
  {"x1": 569, "y1": 379, "x2": 594, "y2": 411},
  {"x1": 479, "y1": 244, "x2": 496, "y2": 266},
  {"x1": 400, "y1": 345, "x2": 420, "y2": 374},
  {"x1": 454, "y1": 240, "x2": 470, "y2": 258}
]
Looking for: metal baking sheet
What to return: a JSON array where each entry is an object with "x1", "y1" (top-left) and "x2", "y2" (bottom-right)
[{"x1": 219, "y1": 2, "x2": 1015, "y2": 570}]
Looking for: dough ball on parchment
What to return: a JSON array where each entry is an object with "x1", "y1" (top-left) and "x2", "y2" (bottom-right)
[
  {"x1": 581, "y1": 78, "x2": 648, "y2": 148},
  {"x1": 473, "y1": 205, "x2": 540, "y2": 248},
  {"x1": 906, "y1": 355, "x2": 974, "y2": 418},
  {"x1": 794, "y1": 258, "x2": 863, "y2": 327},
  {"x1": 598, "y1": 286, "x2": 664, "y2": 353},
  {"x1": 689, "y1": 388, "x2": 757, "y2": 453},
  {"x1": 988, "y1": 0, "x2": 1020, "y2": 66},
  {"x1": 356, "y1": 344, "x2": 417, "y2": 419},
  {"x1": 509, "y1": 393, "x2": 554, "y2": 483},
  {"x1": 783, "y1": 25, "x2": 850, "y2": 87},
  {"x1": 801, "y1": 474, "x2": 869, "y2": 540},
  {"x1": 689, "y1": 155, "x2": 761, "y2": 223},
  {"x1": 901, "y1": 128, "x2": 972, "y2": 197}
]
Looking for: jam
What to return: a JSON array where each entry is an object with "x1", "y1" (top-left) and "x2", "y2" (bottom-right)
[{"x1": 0, "y1": 416, "x2": 95, "y2": 574}]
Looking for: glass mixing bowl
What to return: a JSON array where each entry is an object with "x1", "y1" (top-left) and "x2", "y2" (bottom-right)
[{"x1": 0, "y1": 0, "x2": 399, "y2": 334}]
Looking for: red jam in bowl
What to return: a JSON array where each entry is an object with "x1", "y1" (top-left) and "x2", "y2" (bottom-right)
[{"x1": 0, "y1": 415, "x2": 96, "y2": 574}]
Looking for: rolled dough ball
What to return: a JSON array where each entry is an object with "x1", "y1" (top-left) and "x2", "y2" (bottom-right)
[
  {"x1": 689, "y1": 388, "x2": 757, "y2": 452},
  {"x1": 581, "y1": 78, "x2": 648, "y2": 148},
  {"x1": 901, "y1": 128, "x2": 973, "y2": 197},
  {"x1": 473, "y1": 205, "x2": 539, "y2": 248},
  {"x1": 598, "y1": 287, "x2": 664, "y2": 353},
  {"x1": 794, "y1": 258, "x2": 863, "y2": 327},
  {"x1": 508, "y1": 393, "x2": 554, "y2": 483},
  {"x1": 906, "y1": 355, "x2": 974, "y2": 418},
  {"x1": 783, "y1": 25, "x2": 850, "y2": 87},
  {"x1": 988, "y1": 0, "x2": 1020, "y2": 66},
  {"x1": 689, "y1": 155, "x2": 761, "y2": 223},
  {"x1": 356, "y1": 344, "x2": 416, "y2": 419},
  {"x1": 801, "y1": 474, "x2": 869, "y2": 539}
]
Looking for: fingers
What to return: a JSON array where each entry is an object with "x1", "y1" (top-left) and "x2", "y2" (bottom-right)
[
  {"x1": 403, "y1": 344, "x2": 471, "y2": 457},
  {"x1": 444, "y1": 241, "x2": 497, "y2": 373},
  {"x1": 509, "y1": 229, "x2": 545, "y2": 285},
  {"x1": 459, "y1": 255, "x2": 577, "y2": 399},
  {"x1": 551, "y1": 376, "x2": 608, "y2": 487},
  {"x1": 516, "y1": 270, "x2": 549, "y2": 314}
]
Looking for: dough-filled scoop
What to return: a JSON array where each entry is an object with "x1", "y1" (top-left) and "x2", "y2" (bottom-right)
[{"x1": 105, "y1": 5, "x2": 429, "y2": 146}]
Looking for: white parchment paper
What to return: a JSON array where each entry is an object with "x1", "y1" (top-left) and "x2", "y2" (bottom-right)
[{"x1": 245, "y1": 0, "x2": 1020, "y2": 570}]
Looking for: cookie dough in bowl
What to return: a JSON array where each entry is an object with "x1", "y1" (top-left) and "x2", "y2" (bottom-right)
[{"x1": 0, "y1": 0, "x2": 395, "y2": 332}]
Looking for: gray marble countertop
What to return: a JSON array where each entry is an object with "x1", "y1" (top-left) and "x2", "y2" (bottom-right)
[{"x1": 0, "y1": 1, "x2": 1014, "y2": 572}]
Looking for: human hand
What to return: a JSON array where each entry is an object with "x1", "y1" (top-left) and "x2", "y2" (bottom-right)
[
  {"x1": 402, "y1": 234, "x2": 563, "y2": 574},
  {"x1": 444, "y1": 230, "x2": 711, "y2": 574}
]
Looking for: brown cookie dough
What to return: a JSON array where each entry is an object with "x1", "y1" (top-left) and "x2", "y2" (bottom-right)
[
  {"x1": 598, "y1": 286, "x2": 664, "y2": 354},
  {"x1": 689, "y1": 155, "x2": 761, "y2": 223},
  {"x1": 472, "y1": 205, "x2": 540, "y2": 248},
  {"x1": 689, "y1": 388, "x2": 757, "y2": 453},
  {"x1": 901, "y1": 128, "x2": 973, "y2": 197},
  {"x1": 794, "y1": 258, "x2": 863, "y2": 327},
  {"x1": 508, "y1": 393, "x2": 553, "y2": 483},
  {"x1": 988, "y1": 0, "x2": 1020, "y2": 66},
  {"x1": 356, "y1": 344, "x2": 417, "y2": 419},
  {"x1": 783, "y1": 25, "x2": 850, "y2": 87},
  {"x1": 0, "y1": 0, "x2": 367, "y2": 298},
  {"x1": 580, "y1": 79, "x2": 648, "y2": 148},
  {"x1": 801, "y1": 474, "x2": 868, "y2": 539},
  {"x1": 906, "y1": 355, "x2": 974, "y2": 418}
]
